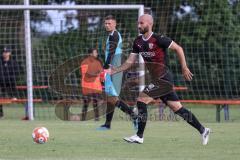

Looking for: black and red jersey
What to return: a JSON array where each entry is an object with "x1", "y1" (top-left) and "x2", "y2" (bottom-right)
[{"x1": 132, "y1": 33, "x2": 172, "y2": 78}]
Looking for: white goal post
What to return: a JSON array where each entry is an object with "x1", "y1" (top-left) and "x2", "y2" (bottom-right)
[{"x1": 0, "y1": 4, "x2": 145, "y2": 120}]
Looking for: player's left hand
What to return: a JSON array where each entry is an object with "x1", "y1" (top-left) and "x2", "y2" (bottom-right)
[
  {"x1": 182, "y1": 67, "x2": 193, "y2": 81},
  {"x1": 100, "y1": 68, "x2": 114, "y2": 80},
  {"x1": 104, "y1": 68, "x2": 112, "y2": 74}
]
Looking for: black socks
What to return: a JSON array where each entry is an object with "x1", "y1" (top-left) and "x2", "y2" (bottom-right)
[
  {"x1": 115, "y1": 100, "x2": 135, "y2": 118},
  {"x1": 105, "y1": 100, "x2": 137, "y2": 127},
  {"x1": 136, "y1": 101, "x2": 148, "y2": 138},
  {"x1": 175, "y1": 107, "x2": 205, "y2": 134},
  {"x1": 104, "y1": 102, "x2": 115, "y2": 127}
]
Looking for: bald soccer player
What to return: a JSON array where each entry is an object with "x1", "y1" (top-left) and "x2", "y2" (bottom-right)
[{"x1": 107, "y1": 14, "x2": 211, "y2": 145}]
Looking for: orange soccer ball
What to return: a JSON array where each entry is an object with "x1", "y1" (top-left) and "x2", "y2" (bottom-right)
[{"x1": 32, "y1": 127, "x2": 49, "y2": 144}]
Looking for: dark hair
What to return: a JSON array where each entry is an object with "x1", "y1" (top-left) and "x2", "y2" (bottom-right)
[
  {"x1": 88, "y1": 48, "x2": 97, "y2": 54},
  {"x1": 2, "y1": 46, "x2": 11, "y2": 53},
  {"x1": 104, "y1": 15, "x2": 116, "y2": 21}
]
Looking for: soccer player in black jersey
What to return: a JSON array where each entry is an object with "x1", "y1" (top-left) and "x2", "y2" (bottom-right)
[{"x1": 107, "y1": 14, "x2": 210, "y2": 145}]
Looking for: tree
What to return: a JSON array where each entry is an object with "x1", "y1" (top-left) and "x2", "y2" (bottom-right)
[{"x1": 169, "y1": 0, "x2": 240, "y2": 99}]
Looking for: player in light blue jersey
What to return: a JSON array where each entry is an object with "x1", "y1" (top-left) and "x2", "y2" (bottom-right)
[
  {"x1": 97, "y1": 15, "x2": 137, "y2": 130},
  {"x1": 104, "y1": 24, "x2": 123, "y2": 97}
]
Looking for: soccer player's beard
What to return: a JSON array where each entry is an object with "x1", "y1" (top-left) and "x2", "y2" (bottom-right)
[{"x1": 139, "y1": 26, "x2": 149, "y2": 34}]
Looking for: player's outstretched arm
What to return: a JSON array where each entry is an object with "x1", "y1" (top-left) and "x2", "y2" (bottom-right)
[
  {"x1": 169, "y1": 41, "x2": 193, "y2": 81},
  {"x1": 110, "y1": 53, "x2": 137, "y2": 75}
]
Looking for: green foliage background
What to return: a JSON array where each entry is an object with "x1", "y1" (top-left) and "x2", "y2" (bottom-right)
[{"x1": 0, "y1": 0, "x2": 239, "y2": 100}]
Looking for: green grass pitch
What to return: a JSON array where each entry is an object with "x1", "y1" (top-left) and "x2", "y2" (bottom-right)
[
  {"x1": 1, "y1": 104, "x2": 240, "y2": 160},
  {"x1": 1, "y1": 118, "x2": 240, "y2": 160}
]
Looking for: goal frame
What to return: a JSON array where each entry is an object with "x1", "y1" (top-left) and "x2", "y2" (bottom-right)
[{"x1": 0, "y1": 4, "x2": 144, "y2": 120}]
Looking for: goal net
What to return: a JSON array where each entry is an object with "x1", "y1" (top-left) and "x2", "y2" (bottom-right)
[
  {"x1": 0, "y1": 4, "x2": 144, "y2": 120},
  {"x1": 1, "y1": 0, "x2": 240, "y2": 122}
]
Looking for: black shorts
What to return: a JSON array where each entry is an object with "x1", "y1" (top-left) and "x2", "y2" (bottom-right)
[
  {"x1": 143, "y1": 72, "x2": 179, "y2": 104},
  {"x1": 82, "y1": 93, "x2": 102, "y2": 102}
]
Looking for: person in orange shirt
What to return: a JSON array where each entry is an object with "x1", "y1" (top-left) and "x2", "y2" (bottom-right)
[{"x1": 80, "y1": 48, "x2": 103, "y2": 121}]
